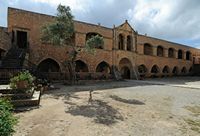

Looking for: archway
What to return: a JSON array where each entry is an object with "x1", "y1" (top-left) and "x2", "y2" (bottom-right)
[
  {"x1": 181, "y1": 67, "x2": 187, "y2": 74},
  {"x1": 120, "y1": 66, "x2": 131, "y2": 79},
  {"x1": 96, "y1": 61, "x2": 110, "y2": 73},
  {"x1": 138, "y1": 64, "x2": 147, "y2": 74},
  {"x1": 37, "y1": 58, "x2": 60, "y2": 72},
  {"x1": 75, "y1": 60, "x2": 89, "y2": 72},
  {"x1": 151, "y1": 65, "x2": 160, "y2": 74},
  {"x1": 162, "y1": 66, "x2": 170, "y2": 73},
  {"x1": 172, "y1": 67, "x2": 179, "y2": 75},
  {"x1": 119, "y1": 58, "x2": 132, "y2": 79}
]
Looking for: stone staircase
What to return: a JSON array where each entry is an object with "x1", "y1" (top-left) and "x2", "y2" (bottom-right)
[
  {"x1": 0, "y1": 46, "x2": 27, "y2": 84},
  {"x1": 1, "y1": 46, "x2": 26, "y2": 68}
]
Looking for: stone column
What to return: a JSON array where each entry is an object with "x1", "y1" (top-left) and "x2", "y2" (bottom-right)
[
  {"x1": 174, "y1": 50, "x2": 178, "y2": 59},
  {"x1": 164, "y1": 48, "x2": 168, "y2": 57},
  {"x1": 183, "y1": 51, "x2": 186, "y2": 60},
  {"x1": 153, "y1": 46, "x2": 157, "y2": 56}
]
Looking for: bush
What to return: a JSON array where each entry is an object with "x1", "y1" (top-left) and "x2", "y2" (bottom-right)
[
  {"x1": 0, "y1": 98, "x2": 18, "y2": 136},
  {"x1": 10, "y1": 70, "x2": 35, "y2": 90}
]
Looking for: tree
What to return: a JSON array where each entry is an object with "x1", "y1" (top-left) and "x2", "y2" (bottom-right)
[{"x1": 41, "y1": 4, "x2": 104, "y2": 84}]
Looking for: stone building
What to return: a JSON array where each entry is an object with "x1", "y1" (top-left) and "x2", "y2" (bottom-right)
[{"x1": 1, "y1": 7, "x2": 200, "y2": 80}]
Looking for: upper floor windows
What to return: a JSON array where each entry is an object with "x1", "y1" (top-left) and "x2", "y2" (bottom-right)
[
  {"x1": 85, "y1": 32, "x2": 104, "y2": 49},
  {"x1": 178, "y1": 49, "x2": 183, "y2": 59},
  {"x1": 144, "y1": 43, "x2": 153, "y2": 55},
  {"x1": 127, "y1": 35, "x2": 132, "y2": 51},
  {"x1": 168, "y1": 48, "x2": 174, "y2": 58},
  {"x1": 157, "y1": 46, "x2": 164, "y2": 57},
  {"x1": 118, "y1": 34, "x2": 124, "y2": 50}
]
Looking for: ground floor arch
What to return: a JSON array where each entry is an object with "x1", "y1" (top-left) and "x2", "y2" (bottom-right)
[
  {"x1": 37, "y1": 58, "x2": 60, "y2": 72},
  {"x1": 96, "y1": 61, "x2": 110, "y2": 73},
  {"x1": 119, "y1": 58, "x2": 133, "y2": 79},
  {"x1": 75, "y1": 60, "x2": 89, "y2": 72}
]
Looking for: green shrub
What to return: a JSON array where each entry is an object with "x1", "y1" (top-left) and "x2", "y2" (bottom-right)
[
  {"x1": 10, "y1": 70, "x2": 35, "y2": 89},
  {"x1": 0, "y1": 98, "x2": 18, "y2": 136}
]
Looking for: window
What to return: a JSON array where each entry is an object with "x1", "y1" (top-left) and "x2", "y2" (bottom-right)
[{"x1": 144, "y1": 43, "x2": 153, "y2": 55}]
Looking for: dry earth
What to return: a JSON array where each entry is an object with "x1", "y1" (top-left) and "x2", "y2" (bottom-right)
[{"x1": 13, "y1": 77, "x2": 200, "y2": 136}]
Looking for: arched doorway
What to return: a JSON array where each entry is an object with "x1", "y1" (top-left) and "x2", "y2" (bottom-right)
[
  {"x1": 162, "y1": 66, "x2": 170, "y2": 74},
  {"x1": 119, "y1": 58, "x2": 132, "y2": 79},
  {"x1": 75, "y1": 60, "x2": 89, "y2": 72},
  {"x1": 37, "y1": 58, "x2": 60, "y2": 72},
  {"x1": 120, "y1": 66, "x2": 130, "y2": 79},
  {"x1": 96, "y1": 61, "x2": 110, "y2": 73}
]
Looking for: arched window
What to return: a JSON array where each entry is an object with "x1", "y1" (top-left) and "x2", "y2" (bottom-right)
[
  {"x1": 127, "y1": 35, "x2": 132, "y2": 51},
  {"x1": 138, "y1": 65, "x2": 147, "y2": 74},
  {"x1": 118, "y1": 34, "x2": 124, "y2": 50},
  {"x1": 157, "y1": 46, "x2": 164, "y2": 57},
  {"x1": 178, "y1": 50, "x2": 183, "y2": 59},
  {"x1": 151, "y1": 65, "x2": 159, "y2": 73},
  {"x1": 162, "y1": 66, "x2": 170, "y2": 73},
  {"x1": 168, "y1": 48, "x2": 174, "y2": 58},
  {"x1": 186, "y1": 51, "x2": 191, "y2": 60},
  {"x1": 75, "y1": 60, "x2": 89, "y2": 72},
  {"x1": 86, "y1": 32, "x2": 103, "y2": 49},
  {"x1": 144, "y1": 43, "x2": 153, "y2": 55}
]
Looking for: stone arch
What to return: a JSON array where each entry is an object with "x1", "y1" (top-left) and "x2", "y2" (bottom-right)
[
  {"x1": 144, "y1": 43, "x2": 153, "y2": 55},
  {"x1": 157, "y1": 46, "x2": 164, "y2": 57},
  {"x1": 151, "y1": 65, "x2": 160, "y2": 74},
  {"x1": 37, "y1": 58, "x2": 61, "y2": 72},
  {"x1": 172, "y1": 66, "x2": 179, "y2": 75},
  {"x1": 181, "y1": 67, "x2": 187, "y2": 74},
  {"x1": 138, "y1": 64, "x2": 147, "y2": 74},
  {"x1": 178, "y1": 49, "x2": 183, "y2": 59},
  {"x1": 96, "y1": 61, "x2": 111, "y2": 73},
  {"x1": 75, "y1": 60, "x2": 89, "y2": 72},
  {"x1": 119, "y1": 58, "x2": 132, "y2": 79},
  {"x1": 186, "y1": 51, "x2": 191, "y2": 60},
  {"x1": 118, "y1": 34, "x2": 124, "y2": 50},
  {"x1": 162, "y1": 66, "x2": 170, "y2": 73},
  {"x1": 168, "y1": 48, "x2": 175, "y2": 58},
  {"x1": 127, "y1": 35, "x2": 132, "y2": 51},
  {"x1": 85, "y1": 32, "x2": 103, "y2": 49}
]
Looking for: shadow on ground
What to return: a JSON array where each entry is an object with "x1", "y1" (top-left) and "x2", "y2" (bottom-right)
[
  {"x1": 110, "y1": 95, "x2": 145, "y2": 105},
  {"x1": 65, "y1": 99, "x2": 124, "y2": 125}
]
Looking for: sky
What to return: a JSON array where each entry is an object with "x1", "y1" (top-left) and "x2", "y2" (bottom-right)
[{"x1": 0, "y1": 0, "x2": 200, "y2": 48}]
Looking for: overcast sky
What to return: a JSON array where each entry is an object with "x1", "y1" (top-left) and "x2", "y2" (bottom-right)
[{"x1": 0, "y1": 0, "x2": 200, "y2": 48}]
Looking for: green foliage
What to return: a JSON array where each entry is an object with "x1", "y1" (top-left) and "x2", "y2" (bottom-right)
[
  {"x1": 41, "y1": 4, "x2": 74, "y2": 46},
  {"x1": 85, "y1": 35, "x2": 104, "y2": 54},
  {"x1": 0, "y1": 98, "x2": 18, "y2": 136},
  {"x1": 10, "y1": 70, "x2": 35, "y2": 89}
]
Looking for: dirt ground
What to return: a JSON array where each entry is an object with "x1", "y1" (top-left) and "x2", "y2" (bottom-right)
[{"x1": 14, "y1": 77, "x2": 200, "y2": 136}]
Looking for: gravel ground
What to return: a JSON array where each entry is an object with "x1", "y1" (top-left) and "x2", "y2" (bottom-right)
[{"x1": 13, "y1": 77, "x2": 200, "y2": 136}]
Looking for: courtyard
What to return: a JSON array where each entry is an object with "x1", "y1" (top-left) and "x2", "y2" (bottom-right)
[{"x1": 14, "y1": 77, "x2": 200, "y2": 136}]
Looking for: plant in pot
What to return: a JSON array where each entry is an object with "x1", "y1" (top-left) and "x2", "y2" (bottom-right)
[{"x1": 10, "y1": 71, "x2": 35, "y2": 94}]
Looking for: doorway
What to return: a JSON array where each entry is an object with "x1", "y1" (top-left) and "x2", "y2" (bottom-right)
[{"x1": 17, "y1": 31, "x2": 27, "y2": 48}]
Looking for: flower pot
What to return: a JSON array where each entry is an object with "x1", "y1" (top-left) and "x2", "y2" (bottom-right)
[{"x1": 16, "y1": 80, "x2": 29, "y2": 89}]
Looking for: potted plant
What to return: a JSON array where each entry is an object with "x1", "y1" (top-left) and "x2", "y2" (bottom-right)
[{"x1": 10, "y1": 70, "x2": 35, "y2": 92}]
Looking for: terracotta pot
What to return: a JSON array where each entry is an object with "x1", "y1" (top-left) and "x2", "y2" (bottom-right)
[{"x1": 16, "y1": 80, "x2": 29, "y2": 89}]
